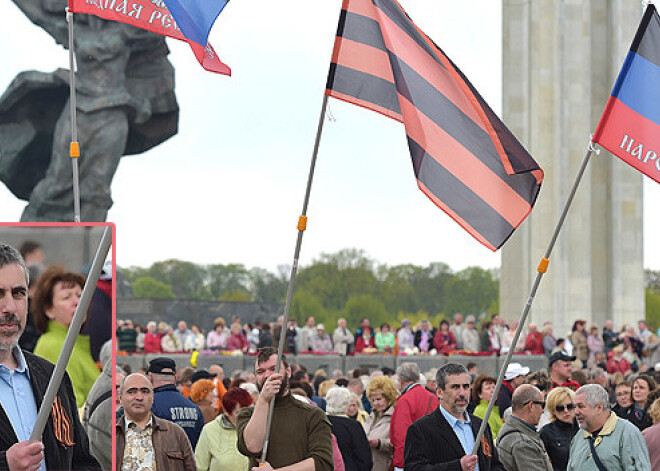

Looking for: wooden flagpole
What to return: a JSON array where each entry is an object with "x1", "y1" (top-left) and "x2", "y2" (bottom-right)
[
  {"x1": 471, "y1": 137, "x2": 599, "y2": 454},
  {"x1": 29, "y1": 226, "x2": 112, "y2": 442},
  {"x1": 66, "y1": 7, "x2": 81, "y2": 222}
]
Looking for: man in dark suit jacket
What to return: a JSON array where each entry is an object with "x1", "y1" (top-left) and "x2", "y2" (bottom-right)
[{"x1": 404, "y1": 363, "x2": 504, "y2": 471}]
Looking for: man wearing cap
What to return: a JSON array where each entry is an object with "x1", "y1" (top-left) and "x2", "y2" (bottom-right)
[
  {"x1": 116, "y1": 373, "x2": 196, "y2": 470},
  {"x1": 548, "y1": 351, "x2": 580, "y2": 391},
  {"x1": 0, "y1": 243, "x2": 100, "y2": 471},
  {"x1": 496, "y1": 363, "x2": 529, "y2": 418},
  {"x1": 311, "y1": 324, "x2": 333, "y2": 352},
  {"x1": 147, "y1": 357, "x2": 204, "y2": 448},
  {"x1": 496, "y1": 385, "x2": 553, "y2": 471},
  {"x1": 567, "y1": 384, "x2": 651, "y2": 471},
  {"x1": 191, "y1": 369, "x2": 216, "y2": 385}
]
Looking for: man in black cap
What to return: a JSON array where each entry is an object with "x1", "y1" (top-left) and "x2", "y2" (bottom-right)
[
  {"x1": 147, "y1": 358, "x2": 204, "y2": 448},
  {"x1": 548, "y1": 351, "x2": 580, "y2": 391},
  {"x1": 191, "y1": 369, "x2": 216, "y2": 385}
]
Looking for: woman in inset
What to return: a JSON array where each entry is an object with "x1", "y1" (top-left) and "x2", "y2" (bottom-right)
[
  {"x1": 540, "y1": 387, "x2": 578, "y2": 471},
  {"x1": 363, "y1": 375, "x2": 398, "y2": 471},
  {"x1": 33, "y1": 266, "x2": 100, "y2": 408},
  {"x1": 195, "y1": 387, "x2": 253, "y2": 471}
]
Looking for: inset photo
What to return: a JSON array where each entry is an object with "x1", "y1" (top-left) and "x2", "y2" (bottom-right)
[{"x1": 0, "y1": 223, "x2": 114, "y2": 470}]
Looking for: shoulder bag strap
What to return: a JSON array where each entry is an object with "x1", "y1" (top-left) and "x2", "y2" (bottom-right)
[{"x1": 587, "y1": 436, "x2": 608, "y2": 471}]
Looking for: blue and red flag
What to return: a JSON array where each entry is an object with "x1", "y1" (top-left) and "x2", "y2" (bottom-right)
[
  {"x1": 325, "y1": 0, "x2": 543, "y2": 251},
  {"x1": 68, "y1": 0, "x2": 230, "y2": 75},
  {"x1": 593, "y1": 3, "x2": 660, "y2": 183}
]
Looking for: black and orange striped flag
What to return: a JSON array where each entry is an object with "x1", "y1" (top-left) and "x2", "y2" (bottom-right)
[{"x1": 326, "y1": 0, "x2": 543, "y2": 250}]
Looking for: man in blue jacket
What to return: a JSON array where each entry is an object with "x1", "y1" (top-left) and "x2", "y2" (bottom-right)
[{"x1": 147, "y1": 357, "x2": 204, "y2": 448}]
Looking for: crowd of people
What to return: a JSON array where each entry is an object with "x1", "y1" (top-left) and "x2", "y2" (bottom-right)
[
  {"x1": 116, "y1": 313, "x2": 660, "y2": 373},
  {"x1": 115, "y1": 324, "x2": 660, "y2": 471}
]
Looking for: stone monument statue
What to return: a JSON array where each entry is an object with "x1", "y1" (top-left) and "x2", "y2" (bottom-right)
[{"x1": 0, "y1": 0, "x2": 179, "y2": 221}]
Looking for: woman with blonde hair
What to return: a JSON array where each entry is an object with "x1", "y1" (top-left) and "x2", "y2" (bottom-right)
[
  {"x1": 363, "y1": 375, "x2": 398, "y2": 470},
  {"x1": 539, "y1": 387, "x2": 578, "y2": 471}
]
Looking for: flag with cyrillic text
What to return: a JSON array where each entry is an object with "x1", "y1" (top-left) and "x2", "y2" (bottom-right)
[
  {"x1": 593, "y1": 4, "x2": 660, "y2": 183},
  {"x1": 67, "y1": 0, "x2": 230, "y2": 75},
  {"x1": 325, "y1": 0, "x2": 543, "y2": 251}
]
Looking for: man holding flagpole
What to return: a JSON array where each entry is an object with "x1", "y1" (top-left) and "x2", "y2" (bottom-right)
[
  {"x1": 236, "y1": 347, "x2": 333, "y2": 471},
  {"x1": 0, "y1": 243, "x2": 100, "y2": 470}
]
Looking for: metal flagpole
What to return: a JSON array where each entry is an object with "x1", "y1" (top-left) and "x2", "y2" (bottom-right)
[
  {"x1": 471, "y1": 137, "x2": 599, "y2": 454},
  {"x1": 29, "y1": 226, "x2": 112, "y2": 442},
  {"x1": 66, "y1": 7, "x2": 81, "y2": 222},
  {"x1": 260, "y1": 93, "x2": 330, "y2": 462}
]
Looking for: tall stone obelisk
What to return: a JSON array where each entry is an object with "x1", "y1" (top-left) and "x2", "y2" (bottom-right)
[{"x1": 500, "y1": 1, "x2": 644, "y2": 338}]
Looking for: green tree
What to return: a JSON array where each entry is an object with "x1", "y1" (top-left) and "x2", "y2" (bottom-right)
[
  {"x1": 646, "y1": 288, "x2": 660, "y2": 330},
  {"x1": 249, "y1": 267, "x2": 288, "y2": 304},
  {"x1": 344, "y1": 294, "x2": 389, "y2": 327},
  {"x1": 291, "y1": 290, "x2": 329, "y2": 325},
  {"x1": 207, "y1": 263, "x2": 252, "y2": 300},
  {"x1": 444, "y1": 266, "x2": 498, "y2": 316},
  {"x1": 296, "y1": 249, "x2": 378, "y2": 311},
  {"x1": 132, "y1": 277, "x2": 176, "y2": 299},
  {"x1": 144, "y1": 259, "x2": 210, "y2": 299}
]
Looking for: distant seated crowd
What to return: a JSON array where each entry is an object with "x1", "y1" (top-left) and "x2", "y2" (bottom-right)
[
  {"x1": 116, "y1": 314, "x2": 660, "y2": 367},
  {"x1": 116, "y1": 343, "x2": 660, "y2": 471}
]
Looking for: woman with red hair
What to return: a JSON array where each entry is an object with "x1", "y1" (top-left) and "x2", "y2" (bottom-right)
[
  {"x1": 195, "y1": 387, "x2": 254, "y2": 470},
  {"x1": 191, "y1": 379, "x2": 219, "y2": 424}
]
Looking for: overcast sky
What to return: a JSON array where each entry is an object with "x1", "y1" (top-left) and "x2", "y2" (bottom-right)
[{"x1": 1, "y1": 0, "x2": 658, "y2": 273}]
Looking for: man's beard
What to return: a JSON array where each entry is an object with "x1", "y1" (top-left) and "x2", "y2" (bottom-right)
[
  {"x1": 0, "y1": 313, "x2": 23, "y2": 352},
  {"x1": 258, "y1": 372, "x2": 290, "y2": 398}
]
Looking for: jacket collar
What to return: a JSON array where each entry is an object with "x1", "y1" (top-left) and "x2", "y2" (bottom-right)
[{"x1": 582, "y1": 411, "x2": 617, "y2": 446}]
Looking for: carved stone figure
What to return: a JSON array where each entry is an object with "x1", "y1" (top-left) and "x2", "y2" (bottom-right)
[{"x1": 0, "y1": 0, "x2": 179, "y2": 221}]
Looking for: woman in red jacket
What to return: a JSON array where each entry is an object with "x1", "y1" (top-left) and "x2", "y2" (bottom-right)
[
  {"x1": 355, "y1": 326, "x2": 376, "y2": 353},
  {"x1": 432, "y1": 320, "x2": 456, "y2": 355},
  {"x1": 143, "y1": 321, "x2": 162, "y2": 354}
]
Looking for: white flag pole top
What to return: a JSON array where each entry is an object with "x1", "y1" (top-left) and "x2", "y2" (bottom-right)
[
  {"x1": 471, "y1": 138, "x2": 597, "y2": 454},
  {"x1": 29, "y1": 226, "x2": 112, "y2": 443},
  {"x1": 66, "y1": 7, "x2": 81, "y2": 222}
]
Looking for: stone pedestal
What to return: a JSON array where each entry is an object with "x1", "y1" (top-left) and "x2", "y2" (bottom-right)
[{"x1": 501, "y1": 1, "x2": 644, "y2": 337}]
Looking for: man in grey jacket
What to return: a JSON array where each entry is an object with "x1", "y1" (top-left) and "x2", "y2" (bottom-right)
[{"x1": 496, "y1": 384, "x2": 553, "y2": 471}]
